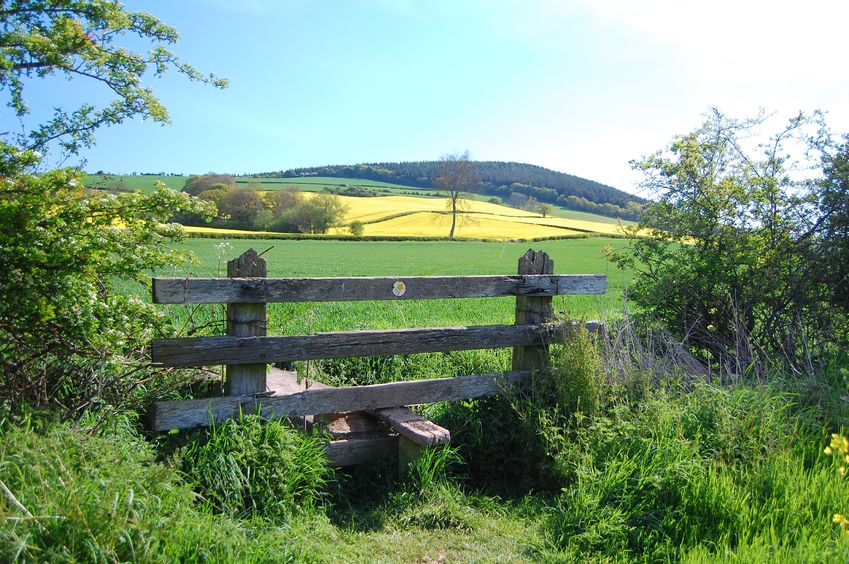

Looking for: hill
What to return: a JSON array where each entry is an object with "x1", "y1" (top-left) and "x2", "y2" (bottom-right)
[{"x1": 259, "y1": 161, "x2": 644, "y2": 220}]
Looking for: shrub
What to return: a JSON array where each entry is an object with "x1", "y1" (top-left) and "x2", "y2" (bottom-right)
[
  {"x1": 0, "y1": 160, "x2": 213, "y2": 417},
  {"x1": 612, "y1": 109, "x2": 849, "y2": 373},
  {"x1": 435, "y1": 328, "x2": 605, "y2": 496},
  {"x1": 349, "y1": 220, "x2": 365, "y2": 237}
]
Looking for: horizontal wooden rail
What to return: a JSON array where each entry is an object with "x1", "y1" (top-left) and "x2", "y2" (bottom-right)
[
  {"x1": 152, "y1": 274, "x2": 607, "y2": 304},
  {"x1": 152, "y1": 371, "x2": 529, "y2": 431},
  {"x1": 152, "y1": 322, "x2": 599, "y2": 367}
]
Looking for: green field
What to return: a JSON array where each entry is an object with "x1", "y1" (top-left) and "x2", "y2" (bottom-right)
[
  {"x1": 83, "y1": 173, "x2": 186, "y2": 192},
  {"x1": 160, "y1": 238, "x2": 629, "y2": 337}
]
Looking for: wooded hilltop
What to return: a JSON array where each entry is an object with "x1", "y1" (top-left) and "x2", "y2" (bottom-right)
[{"x1": 258, "y1": 161, "x2": 645, "y2": 220}]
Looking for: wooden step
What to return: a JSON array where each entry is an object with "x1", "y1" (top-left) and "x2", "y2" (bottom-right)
[{"x1": 266, "y1": 368, "x2": 449, "y2": 467}]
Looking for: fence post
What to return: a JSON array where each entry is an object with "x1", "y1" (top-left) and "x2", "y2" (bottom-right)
[
  {"x1": 512, "y1": 249, "x2": 553, "y2": 372},
  {"x1": 225, "y1": 248, "x2": 268, "y2": 396}
]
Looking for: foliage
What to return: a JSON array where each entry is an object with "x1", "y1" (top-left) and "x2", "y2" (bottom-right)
[
  {"x1": 0, "y1": 161, "x2": 213, "y2": 414},
  {"x1": 538, "y1": 381, "x2": 849, "y2": 562},
  {"x1": 611, "y1": 109, "x2": 849, "y2": 371},
  {"x1": 0, "y1": 0, "x2": 226, "y2": 159},
  {"x1": 0, "y1": 1, "x2": 224, "y2": 417},
  {"x1": 180, "y1": 414, "x2": 332, "y2": 521},
  {"x1": 293, "y1": 192, "x2": 349, "y2": 234},
  {"x1": 349, "y1": 219, "x2": 365, "y2": 236},
  {"x1": 435, "y1": 329, "x2": 606, "y2": 496},
  {"x1": 815, "y1": 134, "x2": 849, "y2": 310}
]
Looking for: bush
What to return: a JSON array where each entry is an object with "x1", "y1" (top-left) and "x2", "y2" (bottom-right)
[
  {"x1": 612, "y1": 109, "x2": 849, "y2": 373},
  {"x1": 180, "y1": 414, "x2": 332, "y2": 521},
  {"x1": 349, "y1": 220, "x2": 365, "y2": 237},
  {"x1": 0, "y1": 159, "x2": 213, "y2": 417}
]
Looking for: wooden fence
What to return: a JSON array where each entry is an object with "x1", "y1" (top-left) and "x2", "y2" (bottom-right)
[{"x1": 149, "y1": 248, "x2": 607, "y2": 468}]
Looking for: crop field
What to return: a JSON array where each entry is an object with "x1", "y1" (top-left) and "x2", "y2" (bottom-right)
[
  {"x1": 177, "y1": 192, "x2": 634, "y2": 240},
  {"x1": 235, "y1": 176, "x2": 428, "y2": 195},
  {"x1": 83, "y1": 173, "x2": 186, "y2": 192},
  {"x1": 157, "y1": 237, "x2": 629, "y2": 337}
]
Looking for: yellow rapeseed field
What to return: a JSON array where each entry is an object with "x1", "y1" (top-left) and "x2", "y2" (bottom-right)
[
  {"x1": 331, "y1": 194, "x2": 540, "y2": 223},
  {"x1": 180, "y1": 192, "x2": 636, "y2": 240},
  {"x1": 329, "y1": 211, "x2": 580, "y2": 239}
]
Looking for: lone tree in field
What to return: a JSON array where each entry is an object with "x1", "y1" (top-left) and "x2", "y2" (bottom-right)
[{"x1": 435, "y1": 150, "x2": 480, "y2": 239}]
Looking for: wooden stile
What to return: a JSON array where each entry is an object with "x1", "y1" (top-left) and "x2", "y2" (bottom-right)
[{"x1": 149, "y1": 248, "x2": 608, "y2": 471}]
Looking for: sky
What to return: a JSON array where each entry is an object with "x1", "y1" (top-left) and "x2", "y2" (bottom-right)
[{"x1": 15, "y1": 0, "x2": 849, "y2": 195}]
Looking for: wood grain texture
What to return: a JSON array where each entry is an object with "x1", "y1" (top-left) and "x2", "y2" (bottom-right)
[
  {"x1": 513, "y1": 249, "x2": 555, "y2": 372},
  {"x1": 225, "y1": 249, "x2": 267, "y2": 396},
  {"x1": 152, "y1": 323, "x2": 567, "y2": 367},
  {"x1": 324, "y1": 436, "x2": 398, "y2": 467},
  {"x1": 374, "y1": 407, "x2": 451, "y2": 446},
  {"x1": 152, "y1": 371, "x2": 529, "y2": 431},
  {"x1": 152, "y1": 274, "x2": 608, "y2": 304}
]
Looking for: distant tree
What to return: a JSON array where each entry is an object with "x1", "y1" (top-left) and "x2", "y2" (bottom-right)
[
  {"x1": 270, "y1": 188, "x2": 305, "y2": 217},
  {"x1": 435, "y1": 151, "x2": 480, "y2": 238},
  {"x1": 537, "y1": 203, "x2": 552, "y2": 218},
  {"x1": 349, "y1": 220, "x2": 365, "y2": 237},
  {"x1": 508, "y1": 192, "x2": 530, "y2": 209},
  {"x1": 183, "y1": 174, "x2": 235, "y2": 196},
  {"x1": 219, "y1": 188, "x2": 264, "y2": 228},
  {"x1": 288, "y1": 193, "x2": 348, "y2": 234}
]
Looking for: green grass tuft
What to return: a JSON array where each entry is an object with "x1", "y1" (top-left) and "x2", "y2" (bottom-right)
[{"x1": 179, "y1": 413, "x2": 332, "y2": 522}]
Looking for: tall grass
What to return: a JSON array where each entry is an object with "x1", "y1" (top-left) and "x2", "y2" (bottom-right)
[
  {"x1": 179, "y1": 413, "x2": 332, "y2": 521},
  {"x1": 0, "y1": 415, "x2": 320, "y2": 562}
]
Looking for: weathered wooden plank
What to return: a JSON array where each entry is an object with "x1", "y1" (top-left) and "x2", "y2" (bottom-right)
[
  {"x1": 374, "y1": 407, "x2": 451, "y2": 446},
  {"x1": 152, "y1": 274, "x2": 608, "y2": 304},
  {"x1": 152, "y1": 323, "x2": 567, "y2": 367},
  {"x1": 152, "y1": 371, "x2": 529, "y2": 431},
  {"x1": 225, "y1": 249, "x2": 267, "y2": 396},
  {"x1": 325, "y1": 436, "x2": 398, "y2": 467},
  {"x1": 513, "y1": 249, "x2": 554, "y2": 372}
]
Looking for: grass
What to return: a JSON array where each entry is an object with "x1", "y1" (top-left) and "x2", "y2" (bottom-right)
[
  {"x1": 10, "y1": 225, "x2": 846, "y2": 561},
  {"x1": 83, "y1": 173, "x2": 186, "y2": 193},
  {"x1": 4, "y1": 338, "x2": 848, "y2": 561}
]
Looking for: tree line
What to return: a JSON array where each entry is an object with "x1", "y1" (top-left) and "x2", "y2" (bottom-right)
[{"x1": 177, "y1": 174, "x2": 349, "y2": 233}]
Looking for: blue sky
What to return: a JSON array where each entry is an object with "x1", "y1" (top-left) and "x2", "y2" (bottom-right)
[{"x1": 18, "y1": 0, "x2": 849, "y2": 194}]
